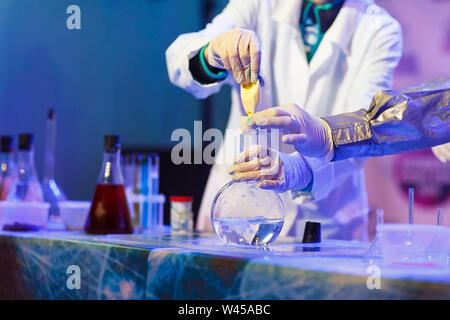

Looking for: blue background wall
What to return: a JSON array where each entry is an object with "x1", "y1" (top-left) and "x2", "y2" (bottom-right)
[{"x1": 0, "y1": 0, "x2": 230, "y2": 201}]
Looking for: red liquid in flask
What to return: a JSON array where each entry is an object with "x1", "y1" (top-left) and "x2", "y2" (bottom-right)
[{"x1": 84, "y1": 184, "x2": 134, "y2": 234}]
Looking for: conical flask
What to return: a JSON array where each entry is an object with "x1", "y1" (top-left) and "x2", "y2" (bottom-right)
[
  {"x1": 7, "y1": 134, "x2": 44, "y2": 202},
  {"x1": 0, "y1": 136, "x2": 16, "y2": 200},
  {"x1": 84, "y1": 135, "x2": 134, "y2": 234}
]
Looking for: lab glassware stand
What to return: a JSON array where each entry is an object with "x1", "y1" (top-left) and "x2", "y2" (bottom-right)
[{"x1": 122, "y1": 151, "x2": 166, "y2": 233}]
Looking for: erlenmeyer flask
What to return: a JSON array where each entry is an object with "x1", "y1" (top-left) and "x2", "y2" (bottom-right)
[
  {"x1": 7, "y1": 134, "x2": 44, "y2": 202},
  {"x1": 84, "y1": 135, "x2": 133, "y2": 234},
  {"x1": 0, "y1": 136, "x2": 16, "y2": 200}
]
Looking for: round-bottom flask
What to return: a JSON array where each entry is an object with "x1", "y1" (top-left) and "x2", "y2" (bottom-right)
[{"x1": 211, "y1": 181, "x2": 285, "y2": 246}]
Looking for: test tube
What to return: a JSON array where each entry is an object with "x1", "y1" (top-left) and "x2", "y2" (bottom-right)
[
  {"x1": 437, "y1": 208, "x2": 443, "y2": 226},
  {"x1": 408, "y1": 188, "x2": 414, "y2": 225},
  {"x1": 133, "y1": 152, "x2": 142, "y2": 227},
  {"x1": 150, "y1": 153, "x2": 160, "y2": 228},
  {"x1": 150, "y1": 153, "x2": 159, "y2": 195},
  {"x1": 141, "y1": 153, "x2": 150, "y2": 229}
]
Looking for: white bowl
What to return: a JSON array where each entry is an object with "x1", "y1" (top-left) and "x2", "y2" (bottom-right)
[
  {"x1": 0, "y1": 201, "x2": 50, "y2": 231},
  {"x1": 378, "y1": 223, "x2": 450, "y2": 267},
  {"x1": 59, "y1": 201, "x2": 91, "y2": 231}
]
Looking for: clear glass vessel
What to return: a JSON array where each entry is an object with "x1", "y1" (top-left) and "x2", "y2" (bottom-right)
[
  {"x1": 41, "y1": 109, "x2": 67, "y2": 225},
  {"x1": 211, "y1": 127, "x2": 285, "y2": 246},
  {"x1": 211, "y1": 181, "x2": 285, "y2": 246},
  {"x1": 7, "y1": 134, "x2": 44, "y2": 202}
]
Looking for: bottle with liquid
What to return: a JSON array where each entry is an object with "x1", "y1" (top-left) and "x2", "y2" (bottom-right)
[
  {"x1": 84, "y1": 135, "x2": 134, "y2": 234},
  {"x1": 0, "y1": 136, "x2": 16, "y2": 200},
  {"x1": 7, "y1": 134, "x2": 44, "y2": 202}
]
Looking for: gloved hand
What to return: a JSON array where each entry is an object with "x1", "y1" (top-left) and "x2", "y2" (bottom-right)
[
  {"x1": 432, "y1": 143, "x2": 450, "y2": 163},
  {"x1": 243, "y1": 104, "x2": 334, "y2": 160},
  {"x1": 205, "y1": 28, "x2": 261, "y2": 84},
  {"x1": 228, "y1": 145, "x2": 313, "y2": 193}
]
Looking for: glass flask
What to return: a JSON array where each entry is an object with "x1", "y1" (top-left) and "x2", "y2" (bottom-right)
[
  {"x1": 41, "y1": 109, "x2": 67, "y2": 225},
  {"x1": 84, "y1": 135, "x2": 134, "y2": 234},
  {"x1": 7, "y1": 134, "x2": 44, "y2": 202},
  {"x1": 211, "y1": 127, "x2": 285, "y2": 246},
  {"x1": 0, "y1": 136, "x2": 16, "y2": 200},
  {"x1": 211, "y1": 181, "x2": 285, "y2": 246}
]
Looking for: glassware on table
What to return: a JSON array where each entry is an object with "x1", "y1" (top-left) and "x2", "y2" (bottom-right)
[
  {"x1": 7, "y1": 133, "x2": 44, "y2": 202},
  {"x1": 211, "y1": 181, "x2": 285, "y2": 246},
  {"x1": 141, "y1": 153, "x2": 161, "y2": 231},
  {"x1": 84, "y1": 135, "x2": 134, "y2": 234},
  {"x1": 41, "y1": 109, "x2": 67, "y2": 227},
  {"x1": 211, "y1": 127, "x2": 285, "y2": 246},
  {"x1": 0, "y1": 136, "x2": 16, "y2": 200}
]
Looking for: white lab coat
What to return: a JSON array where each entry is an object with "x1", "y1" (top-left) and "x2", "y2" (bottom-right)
[{"x1": 166, "y1": 0, "x2": 402, "y2": 240}]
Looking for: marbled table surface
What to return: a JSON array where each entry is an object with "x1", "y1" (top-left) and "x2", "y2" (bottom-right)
[{"x1": 0, "y1": 230, "x2": 449, "y2": 299}]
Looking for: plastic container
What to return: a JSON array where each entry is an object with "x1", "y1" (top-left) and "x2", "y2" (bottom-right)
[
  {"x1": 59, "y1": 201, "x2": 91, "y2": 231},
  {"x1": 378, "y1": 223, "x2": 450, "y2": 267},
  {"x1": 170, "y1": 196, "x2": 193, "y2": 234},
  {"x1": 211, "y1": 181, "x2": 285, "y2": 246},
  {"x1": 0, "y1": 201, "x2": 50, "y2": 231}
]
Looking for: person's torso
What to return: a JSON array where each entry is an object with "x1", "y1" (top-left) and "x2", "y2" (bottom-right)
[{"x1": 211, "y1": 0, "x2": 388, "y2": 240}]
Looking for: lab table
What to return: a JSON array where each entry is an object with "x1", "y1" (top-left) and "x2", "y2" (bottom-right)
[{"x1": 0, "y1": 230, "x2": 449, "y2": 299}]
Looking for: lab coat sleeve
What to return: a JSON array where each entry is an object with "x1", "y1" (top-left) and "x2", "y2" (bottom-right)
[
  {"x1": 323, "y1": 78, "x2": 450, "y2": 160},
  {"x1": 165, "y1": 0, "x2": 259, "y2": 100},
  {"x1": 301, "y1": 12, "x2": 403, "y2": 201},
  {"x1": 346, "y1": 10, "x2": 403, "y2": 108}
]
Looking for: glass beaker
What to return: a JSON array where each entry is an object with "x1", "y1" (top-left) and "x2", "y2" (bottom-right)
[{"x1": 84, "y1": 135, "x2": 134, "y2": 234}]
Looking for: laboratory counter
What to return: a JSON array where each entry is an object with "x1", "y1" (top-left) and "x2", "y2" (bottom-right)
[{"x1": 0, "y1": 230, "x2": 449, "y2": 300}]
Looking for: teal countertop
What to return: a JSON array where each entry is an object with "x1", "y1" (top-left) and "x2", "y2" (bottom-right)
[{"x1": 0, "y1": 230, "x2": 449, "y2": 299}]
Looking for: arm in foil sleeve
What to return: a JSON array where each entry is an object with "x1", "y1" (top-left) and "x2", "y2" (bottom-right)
[{"x1": 323, "y1": 78, "x2": 450, "y2": 161}]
